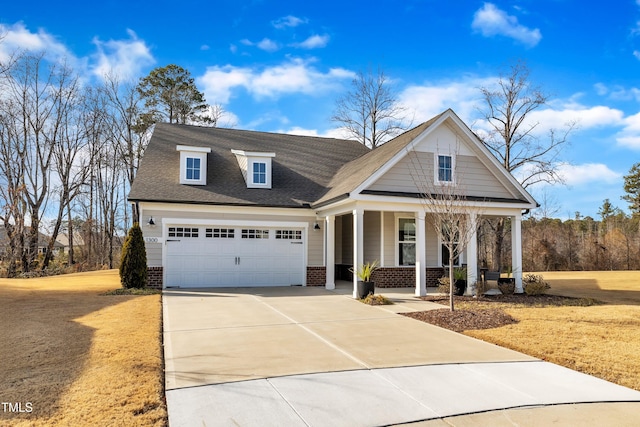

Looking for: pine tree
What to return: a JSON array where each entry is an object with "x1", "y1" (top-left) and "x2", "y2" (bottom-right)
[
  {"x1": 119, "y1": 223, "x2": 148, "y2": 289},
  {"x1": 623, "y1": 163, "x2": 640, "y2": 215}
]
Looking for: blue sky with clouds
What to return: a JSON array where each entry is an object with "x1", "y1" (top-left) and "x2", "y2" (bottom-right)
[{"x1": 2, "y1": 0, "x2": 640, "y2": 219}]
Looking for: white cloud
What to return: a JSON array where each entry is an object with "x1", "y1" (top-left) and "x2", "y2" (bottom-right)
[
  {"x1": 198, "y1": 58, "x2": 355, "y2": 103},
  {"x1": 471, "y1": 3, "x2": 542, "y2": 47},
  {"x1": 291, "y1": 34, "x2": 330, "y2": 49},
  {"x1": 272, "y1": 15, "x2": 308, "y2": 29},
  {"x1": 279, "y1": 126, "x2": 349, "y2": 139},
  {"x1": 398, "y1": 77, "x2": 494, "y2": 123},
  {"x1": 556, "y1": 162, "x2": 621, "y2": 185},
  {"x1": 240, "y1": 38, "x2": 280, "y2": 52},
  {"x1": 256, "y1": 38, "x2": 279, "y2": 52},
  {"x1": 91, "y1": 29, "x2": 155, "y2": 80},
  {"x1": 0, "y1": 22, "x2": 75, "y2": 64}
]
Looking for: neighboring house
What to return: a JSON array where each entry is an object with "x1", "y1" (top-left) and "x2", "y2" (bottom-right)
[
  {"x1": 54, "y1": 231, "x2": 86, "y2": 255},
  {"x1": 0, "y1": 226, "x2": 65, "y2": 258},
  {"x1": 129, "y1": 109, "x2": 537, "y2": 295}
]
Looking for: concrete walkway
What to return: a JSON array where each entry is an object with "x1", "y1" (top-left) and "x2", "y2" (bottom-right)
[{"x1": 163, "y1": 286, "x2": 640, "y2": 426}]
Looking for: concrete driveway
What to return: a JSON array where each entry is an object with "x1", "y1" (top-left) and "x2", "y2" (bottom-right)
[{"x1": 163, "y1": 286, "x2": 640, "y2": 426}]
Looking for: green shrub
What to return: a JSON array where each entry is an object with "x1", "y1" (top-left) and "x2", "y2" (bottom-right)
[
  {"x1": 523, "y1": 274, "x2": 550, "y2": 295},
  {"x1": 119, "y1": 223, "x2": 148, "y2": 289}
]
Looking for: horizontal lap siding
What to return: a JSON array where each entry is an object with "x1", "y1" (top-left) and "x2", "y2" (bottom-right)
[
  {"x1": 139, "y1": 208, "x2": 321, "y2": 266},
  {"x1": 368, "y1": 153, "x2": 517, "y2": 200}
]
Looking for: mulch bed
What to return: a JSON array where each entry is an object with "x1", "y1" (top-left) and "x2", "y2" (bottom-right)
[
  {"x1": 402, "y1": 293, "x2": 601, "y2": 333},
  {"x1": 403, "y1": 308, "x2": 517, "y2": 332}
]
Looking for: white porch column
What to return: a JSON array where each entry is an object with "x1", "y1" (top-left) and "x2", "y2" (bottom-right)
[
  {"x1": 325, "y1": 215, "x2": 335, "y2": 290},
  {"x1": 353, "y1": 208, "x2": 364, "y2": 298},
  {"x1": 415, "y1": 211, "x2": 426, "y2": 296},
  {"x1": 466, "y1": 213, "x2": 478, "y2": 295},
  {"x1": 512, "y1": 213, "x2": 523, "y2": 293}
]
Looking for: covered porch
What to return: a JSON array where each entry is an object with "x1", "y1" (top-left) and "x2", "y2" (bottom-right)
[{"x1": 317, "y1": 204, "x2": 524, "y2": 298}]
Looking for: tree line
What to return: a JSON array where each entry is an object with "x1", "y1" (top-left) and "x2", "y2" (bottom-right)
[{"x1": 0, "y1": 50, "x2": 213, "y2": 277}]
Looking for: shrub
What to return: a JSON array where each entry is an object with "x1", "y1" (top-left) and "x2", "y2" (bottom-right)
[
  {"x1": 437, "y1": 276, "x2": 450, "y2": 294},
  {"x1": 498, "y1": 281, "x2": 515, "y2": 295},
  {"x1": 119, "y1": 223, "x2": 148, "y2": 289},
  {"x1": 475, "y1": 279, "x2": 490, "y2": 296},
  {"x1": 361, "y1": 294, "x2": 394, "y2": 305},
  {"x1": 523, "y1": 274, "x2": 550, "y2": 296}
]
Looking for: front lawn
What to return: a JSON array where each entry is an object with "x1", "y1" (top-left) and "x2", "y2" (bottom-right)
[
  {"x1": 406, "y1": 271, "x2": 640, "y2": 392},
  {"x1": 0, "y1": 270, "x2": 166, "y2": 426}
]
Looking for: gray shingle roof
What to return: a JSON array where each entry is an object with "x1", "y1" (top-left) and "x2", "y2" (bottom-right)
[{"x1": 128, "y1": 123, "x2": 372, "y2": 208}]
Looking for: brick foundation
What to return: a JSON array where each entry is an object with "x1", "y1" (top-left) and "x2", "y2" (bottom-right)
[
  {"x1": 147, "y1": 267, "x2": 163, "y2": 289},
  {"x1": 371, "y1": 267, "x2": 445, "y2": 288},
  {"x1": 306, "y1": 266, "x2": 326, "y2": 286}
]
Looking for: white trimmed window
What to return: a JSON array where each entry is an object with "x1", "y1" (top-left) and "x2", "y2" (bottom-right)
[
  {"x1": 397, "y1": 218, "x2": 416, "y2": 266},
  {"x1": 231, "y1": 150, "x2": 275, "y2": 189},
  {"x1": 435, "y1": 154, "x2": 455, "y2": 185},
  {"x1": 177, "y1": 145, "x2": 211, "y2": 185},
  {"x1": 252, "y1": 162, "x2": 267, "y2": 185}
]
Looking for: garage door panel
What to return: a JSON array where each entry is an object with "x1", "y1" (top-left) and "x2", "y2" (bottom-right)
[{"x1": 165, "y1": 226, "x2": 305, "y2": 288}]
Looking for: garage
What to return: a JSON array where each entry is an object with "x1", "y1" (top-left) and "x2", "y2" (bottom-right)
[{"x1": 164, "y1": 225, "x2": 305, "y2": 288}]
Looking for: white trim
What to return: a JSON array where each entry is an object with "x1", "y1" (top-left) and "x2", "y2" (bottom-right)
[
  {"x1": 379, "y1": 211, "x2": 385, "y2": 267},
  {"x1": 349, "y1": 109, "x2": 537, "y2": 207},
  {"x1": 395, "y1": 214, "x2": 416, "y2": 267},
  {"x1": 139, "y1": 202, "x2": 317, "y2": 217},
  {"x1": 230, "y1": 149, "x2": 276, "y2": 158},
  {"x1": 176, "y1": 145, "x2": 211, "y2": 153},
  {"x1": 161, "y1": 218, "x2": 308, "y2": 288},
  {"x1": 179, "y1": 151, "x2": 208, "y2": 185},
  {"x1": 162, "y1": 218, "x2": 309, "y2": 229}
]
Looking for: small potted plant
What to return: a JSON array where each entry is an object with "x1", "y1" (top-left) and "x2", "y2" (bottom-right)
[
  {"x1": 453, "y1": 267, "x2": 467, "y2": 296},
  {"x1": 350, "y1": 260, "x2": 379, "y2": 299}
]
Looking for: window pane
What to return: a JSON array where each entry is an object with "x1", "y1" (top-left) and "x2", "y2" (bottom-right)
[
  {"x1": 253, "y1": 162, "x2": 266, "y2": 184},
  {"x1": 398, "y1": 218, "x2": 416, "y2": 242},
  {"x1": 399, "y1": 243, "x2": 415, "y2": 266},
  {"x1": 438, "y1": 155, "x2": 452, "y2": 182}
]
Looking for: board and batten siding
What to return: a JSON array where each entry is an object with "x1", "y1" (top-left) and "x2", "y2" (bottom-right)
[
  {"x1": 367, "y1": 152, "x2": 520, "y2": 200},
  {"x1": 139, "y1": 208, "x2": 322, "y2": 266}
]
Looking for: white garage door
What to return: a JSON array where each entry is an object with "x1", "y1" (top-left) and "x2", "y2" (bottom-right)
[{"x1": 164, "y1": 226, "x2": 305, "y2": 287}]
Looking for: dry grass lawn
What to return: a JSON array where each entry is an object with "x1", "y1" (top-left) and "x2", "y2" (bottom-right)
[
  {"x1": 0, "y1": 270, "x2": 166, "y2": 426},
  {"x1": 465, "y1": 270, "x2": 640, "y2": 392}
]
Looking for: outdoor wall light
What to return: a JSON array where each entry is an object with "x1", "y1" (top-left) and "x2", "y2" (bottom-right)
[
  {"x1": 147, "y1": 216, "x2": 156, "y2": 227},
  {"x1": 313, "y1": 222, "x2": 321, "y2": 230}
]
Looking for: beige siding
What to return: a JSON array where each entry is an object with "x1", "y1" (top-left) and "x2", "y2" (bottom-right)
[
  {"x1": 363, "y1": 211, "x2": 380, "y2": 263},
  {"x1": 140, "y1": 207, "x2": 321, "y2": 266},
  {"x1": 425, "y1": 216, "x2": 438, "y2": 266},
  {"x1": 367, "y1": 152, "x2": 519, "y2": 200},
  {"x1": 383, "y1": 212, "x2": 395, "y2": 266}
]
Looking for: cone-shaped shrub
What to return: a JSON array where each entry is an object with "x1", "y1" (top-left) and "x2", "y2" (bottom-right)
[{"x1": 119, "y1": 223, "x2": 148, "y2": 289}]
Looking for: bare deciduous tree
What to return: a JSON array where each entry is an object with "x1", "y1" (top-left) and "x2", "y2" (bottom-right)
[
  {"x1": 332, "y1": 68, "x2": 410, "y2": 149},
  {"x1": 477, "y1": 61, "x2": 575, "y2": 272}
]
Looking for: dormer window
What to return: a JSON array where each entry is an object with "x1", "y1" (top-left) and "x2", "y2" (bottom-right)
[
  {"x1": 177, "y1": 145, "x2": 211, "y2": 185},
  {"x1": 186, "y1": 157, "x2": 201, "y2": 180},
  {"x1": 252, "y1": 162, "x2": 267, "y2": 184},
  {"x1": 231, "y1": 149, "x2": 275, "y2": 189}
]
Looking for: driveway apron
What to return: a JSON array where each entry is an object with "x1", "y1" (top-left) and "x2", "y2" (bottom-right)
[{"x1": 163, "y1": 287, "x2": 640, "y2": 426}]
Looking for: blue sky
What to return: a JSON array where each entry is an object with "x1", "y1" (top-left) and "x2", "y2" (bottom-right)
[{"x1": 2, "y1": 0, "x2": 640, "y2": 219}]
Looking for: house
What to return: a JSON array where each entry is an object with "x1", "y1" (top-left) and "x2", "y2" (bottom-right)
[
  {"x1": 128, "y1": 109, "x2": 537, "y2": 296},
  {"x1": 0, "y1": 226, "x2": 65, "y2": 258}
]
